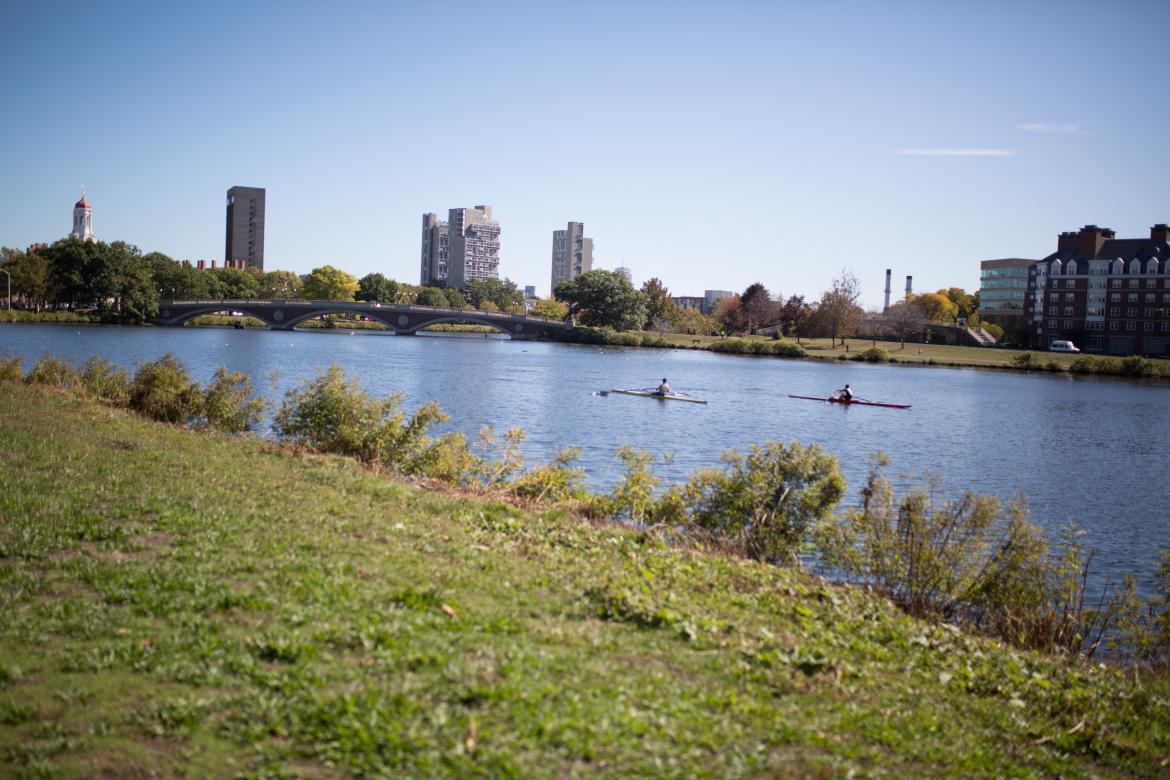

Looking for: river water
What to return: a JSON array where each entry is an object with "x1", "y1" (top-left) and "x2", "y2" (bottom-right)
[{"x1": 4, "y1": 323, "x2": 1169, "y2": 591}]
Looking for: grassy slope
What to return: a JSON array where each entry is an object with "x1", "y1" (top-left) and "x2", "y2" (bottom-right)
[{"x1": 1, "y1": 383, "x2": 1167, "y2": 778}]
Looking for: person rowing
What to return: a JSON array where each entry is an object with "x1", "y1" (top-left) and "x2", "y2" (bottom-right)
[
  {"x1": 653, "y1": 378, "x2": 672, "y2": 396},
  {"x1": 834, "y1": 384, "x2": 854, "y2": 402}
]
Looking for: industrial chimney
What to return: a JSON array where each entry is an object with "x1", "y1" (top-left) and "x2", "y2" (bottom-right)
[
  {"x1": 883, "y1": 269, "x2": 892, "y2": 313},
  {"x1": 905, "y1": 275, "x2": 913, "y2": 298}
]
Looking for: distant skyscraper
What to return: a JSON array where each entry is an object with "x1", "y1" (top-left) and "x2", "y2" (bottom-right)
[
  {"x1": 70, "y1": 189, "x2": 95, "y2": 243},
  {"x1": 616, "y1": 265, "x2": 632, "y2": 284},
  {"x1": 420, "y1": 213, "x2": 450, "y2": 286},
  {"x1": 426, "y1": 205, "x2": 499, "y2": 289},
  {"x1": 550, "y1": 222, "x2": 594, "y2": 293},
  {"x1": 225, "y1": 186, "x2": 266, "y2": 270}
]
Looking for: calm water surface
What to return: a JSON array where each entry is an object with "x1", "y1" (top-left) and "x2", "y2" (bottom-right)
[{"x1": 4, "y1": 323, "x2": 1169, "y2": 591}]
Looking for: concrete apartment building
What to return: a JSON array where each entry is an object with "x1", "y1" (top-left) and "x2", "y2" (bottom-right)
[
  {"x1": 1023, "y1": 223, "x2": 1170, "y2": 355},
  {"x1": 225, "y1": 186, "x2": 266, "y2": 271},
  {"x1": 550, "y1": 222, "x2": 593, "y2": 293},
  {"x1": 421, "y1": 205, "x2": 500, "y2": 289},
  {"x1": 978, "y1": 258, "x2": 1034, "y2": 332}
]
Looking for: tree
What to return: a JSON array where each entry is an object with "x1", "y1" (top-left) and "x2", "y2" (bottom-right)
[
  {"x1": 531, "y1": 297, "x2": 568, "y2": 319},
  {"x1": 672, "y1": 306, "x2": 716, "y2": 335},
  {"x1": 207, "y1": 267, "x2": 260, "y2": 299},
  {"x1": 300, "y1": 265, "x2": 359, "y2": 301},
  {"x1": 712, "y1": 294, "x2": 744, "y2": 334},
  {"x1": 0, "y1": 248, "x2": 48, "y2": 310},
  {"x1": 917, "y1": 291, "x2": 958, "y2": 324},
  {"x1": 357, "y1": 272, "x2": 401, "y2": 304},
  {"x1": 256, "y1": 269, "x2": 303, "y2": 299},
  {"x1": 465, "y1": 277, "x2": 522, "y2": 311},
  {"x1": 740, "y1": 282, "x2": 778, "y2": 335},
  {"x1": 415, "y1": 287, "x2": 448, "y2": 307},
  {"x1": 944, "y1": 287, "x2": 976, "y2": 321},
  {"x1": 883, "y1": 298, "x2": 928, "y2": 346},
  {"x1": 640, "y1": 277, "x2": 677, "y2": 329},
  {"x1": 779, "y1": 295, "x2": 812, "y2": 342},
  {"x1": 554, "y1": 269, "x2": 648, "y2": 331},
  {"x1": 444, "y1": 288, "x2": 468, "y2": 309},
  {"x1": 816, "y1": 270, "x2": 863, "y2": 346}
]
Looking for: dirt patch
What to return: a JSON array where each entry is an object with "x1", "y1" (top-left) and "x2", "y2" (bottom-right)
[{"x1": 76, "y1": 531, "x2": 174, "y2": 563}]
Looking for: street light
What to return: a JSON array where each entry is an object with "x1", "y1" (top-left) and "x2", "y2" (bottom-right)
[{"x1": 0, "y1": 268, "x2": 9, "y2": 310}]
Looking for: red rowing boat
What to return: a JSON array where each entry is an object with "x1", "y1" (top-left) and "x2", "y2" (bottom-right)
[{"x1": 787, "y1": 395, "x2": 911, "y2": 409}]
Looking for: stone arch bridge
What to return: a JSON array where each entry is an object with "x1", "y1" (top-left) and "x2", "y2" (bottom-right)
[{"x1": 152, "y1": 300, "x2": 569, "y2": 340}]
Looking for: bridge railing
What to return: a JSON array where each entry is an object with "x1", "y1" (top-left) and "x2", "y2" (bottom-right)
[{"x1": 158, "y1": 300, "x2": 566, "y2": 325}]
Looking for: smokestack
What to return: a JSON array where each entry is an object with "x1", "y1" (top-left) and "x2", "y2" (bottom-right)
[
  {"x1": 905, "y1": 275, "x2": 913, "y2": 298},
  {"x1": 883, "y1": 269, "x2": 892, "y2": 313}
]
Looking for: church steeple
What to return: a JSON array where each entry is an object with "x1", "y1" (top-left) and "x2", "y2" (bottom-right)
[{"x1": 71, "y1": 187, "x2": 95, "y2": 243}]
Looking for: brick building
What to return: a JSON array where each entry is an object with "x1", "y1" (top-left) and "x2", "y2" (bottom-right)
[{"x1": 1024, "y1": 224, "x2": 1170, "y2": 355}]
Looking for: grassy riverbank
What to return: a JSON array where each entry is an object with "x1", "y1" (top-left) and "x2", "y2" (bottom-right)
[{"x1": 1, "y1": 383, "x2": 1167, "y2": 777}]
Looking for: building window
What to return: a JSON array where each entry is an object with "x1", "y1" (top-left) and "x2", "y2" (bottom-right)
[
  {"x1": 1111, "y1": 293, "x2": 1121, "y2": 302},
  {"x1": 1126, "y1": 321, "x2": 1137, "y2": 331},
  {"x1": 1128, "y1": 294, "x2": 1138, "y2": 302},
  {"x1": 1065, "y1": 293, "x2": 1075, "y2": 301},
  {"x1": 1066, "y1": 279, "x2": 1076, "y2": 288},
  {"x1": 1130, "y1": 279, "x2": 1140, "y2": 288},
  {"x1": 1147, "y1": 294, "x2": 1157, "y2": 303},
  {"x1": 1111, "y1": 279, "x2": 1121, "y2": 288},
  {"x1": 1148, "y1": 279, "x2": 1159, "y2": 288},
  {"x1": 1049, "y1": 292, "x2": 1059, "y2": 301},
  {"x1": 1144, "y1": 322, "x2": 1154, "y2": 332},
  {"x1": 1064, "y1": 307, "x2": 1074, "y2": 315},
  {"x1": 1110, "y1": 307, "x2": 1120, "y2": 316},
  {"x1": 1049, "y1": 320, "x2": 1058, "y2": 328},
  {"x1": 1109, "y1": 321, "x2": 1119, "y2": 331},
  {"x1": 1064, "y1": 320, "x2": 1073, "y2": 328},
  {"x1": 1049, "y1": 306, "x2": 1058, "y2": 315},
  {"x1": 1128, "y1": 307, "x2": 1137, "y2": 316},
  {"x1": 1163, "y1": 322, "x2": 1170, "y2": 332}
]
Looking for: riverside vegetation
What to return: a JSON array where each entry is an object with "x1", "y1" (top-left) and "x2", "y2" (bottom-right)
[{"x1": 1, "y1": 352, "x2": 1169, "y2": 776}]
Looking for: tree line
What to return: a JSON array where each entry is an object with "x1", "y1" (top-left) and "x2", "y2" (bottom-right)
[{"x1": 0, "y1": 237, "x2": 568, "y2": 323}]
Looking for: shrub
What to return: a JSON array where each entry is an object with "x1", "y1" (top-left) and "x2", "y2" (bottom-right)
[
  {"x1": 680, "y1": 441, "x2": 844, "y2": 563},
  {"x1": 0, "y1": 355, "x2": 23, "y2": 382},
  {"x1": 511, "y1": 447, "x2": 589, "y2": 503},
  {"x1": 709, "y1": 339, "x2": 750, "y2": 355},
  {"x1": 1043, "y1": 360, "x2": 1063, "y2": 372},
  {"x1": 769, "y1": 341, "x2": 806, "y2": 358},
  {"x1": 128, "y1": 354, "x2": 203, "y2": 425},
  {"x1": 274, "y1": 365, "x2": 457, "y2": 476},
  {"x1": 476, "y1": 426, "x2": 527, "y2": 489},
  {"x1": 593, "y1": 447, "x2": 660, "y2": 525},
  {"x1": 853, "y1": 346, "x2": 890, "y2": 363},
  {"x1": 1010, "y1": 352, "x2": 1036, "y2": 369},
  {"x1": 80, "y1": 356, "x2": 130, "y2": 405},
  {"x1": 749, "y1": 341, "x2": 772, "y2": 355},
  {"x1": 202, "y1": 367, "x2": 269, "y2": 432},
  {"x1": 26, "y1": 354, "x2": 78, "y2": 389}
]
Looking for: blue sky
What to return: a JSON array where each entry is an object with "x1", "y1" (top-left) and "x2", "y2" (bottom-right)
[{"x1": 1, "y1": 0, "x2": 1167, "y2": 306}]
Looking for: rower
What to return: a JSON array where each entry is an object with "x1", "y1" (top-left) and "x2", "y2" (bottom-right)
[
  {"x1": 654, "y1": 378, "x2": 671, "y2": 396},
  {"x1": 837, "y1": 384, "x2": 854, "y2": 402}
]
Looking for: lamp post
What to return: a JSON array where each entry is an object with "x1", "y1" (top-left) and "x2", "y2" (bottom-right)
[{"x1": 0, "y1": 268, "x2": 9, "y2": 310}]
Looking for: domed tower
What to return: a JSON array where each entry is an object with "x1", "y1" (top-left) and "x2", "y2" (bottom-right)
[{"x1": 70, "y1": 189, "x2": 95, "y2": 243}]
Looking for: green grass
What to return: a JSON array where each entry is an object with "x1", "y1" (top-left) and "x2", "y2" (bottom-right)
[{"x1": 2, "y1": 383, "x2": 1168, "y2": 777}]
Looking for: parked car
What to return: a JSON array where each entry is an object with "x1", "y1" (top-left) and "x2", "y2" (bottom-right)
[{"x1": 1049, "y1": 340, "x2": 1081, "y2": 353}]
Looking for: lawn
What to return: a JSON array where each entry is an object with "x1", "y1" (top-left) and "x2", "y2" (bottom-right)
[{"x1": 1, "y1": 382, "x2": 1167, "y2": 777}]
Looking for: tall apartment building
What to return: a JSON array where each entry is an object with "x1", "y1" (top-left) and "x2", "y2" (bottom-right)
[
  {"x1": 550, "y1": 222, "x2": 593, "y2": 293},
  {"x1": 421, "y1": 205, "x2": 500, "y2": 289},
  {"x1": 225, "y1": 186, "x2": 266, "y2": 270},
  {"x1": 419, "y1": 213, "x2": 449, "y2": 286},
  {"x1": 1023, "y1": 223, "x2": 1170, "y2": 355},
  {"x1": 978, "y1": 258, "x2": 1034, "y2": 331}
]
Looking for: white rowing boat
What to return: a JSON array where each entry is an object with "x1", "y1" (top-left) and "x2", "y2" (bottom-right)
[{"x1": 608, "y1": 389, "x2": 708, "y2": 404}]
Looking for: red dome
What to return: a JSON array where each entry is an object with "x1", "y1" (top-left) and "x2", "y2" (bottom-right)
[{"x1": 75, "y1": 198, "x2": 90, "y2": 209}]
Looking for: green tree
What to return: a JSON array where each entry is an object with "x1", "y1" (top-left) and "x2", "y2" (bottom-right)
[
  {"x1": 357, "y1": 272, "x2": 402, "y2": 304},
  {"x1": 531, "y1": 297, "x2": 568, "y2": 319},
  {"x1": 740, "y1": 282, "x2": 778, "y2": 335},
  {"x1": 779, "y1": 295, "x2": 812, "y2": 341},
  {"x1": 465, "y1": 277, "x2": 522, "y2": 311},
  {"x1": 640, "y1": 277, "x2": 677, "y2": 329},
  {"x1": 415, "y1": 287, "x2": 449, "y2": 307},
  {"x1": 444, "y1": 287, "x2": 468, "y2": 309},
  {"x1": 301, "y1": 265, "x2": 359, "y2": 301},
  {"x1": 0, "y1": 248, "x2": 48, "y2": 310},
  {"x1": 207, "y1": 267, "x2": 260, "y2": 299},
  {"x1": 944, "y1": 287, "x2": 976, "y2": 321},
  {"x1": 554, "y1": 269, "x2": 648, "y2": 331},
  {"x1": 256, "y1": 269, "x2": 303, "y2": 299}
]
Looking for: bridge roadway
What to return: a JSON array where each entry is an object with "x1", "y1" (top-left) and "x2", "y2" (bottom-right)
[{"x1": 153, "y1": 299, "x2": 570, "y2": 340}]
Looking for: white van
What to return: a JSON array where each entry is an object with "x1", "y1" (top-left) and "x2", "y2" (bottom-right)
[{"x1": 1049, "y1": 340, "x2": 1080, "y2": 353}]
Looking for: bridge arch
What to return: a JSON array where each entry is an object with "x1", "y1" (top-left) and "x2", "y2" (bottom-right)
[{"x1": 158, "y1": 305, "x2": 280, "y2": 327}]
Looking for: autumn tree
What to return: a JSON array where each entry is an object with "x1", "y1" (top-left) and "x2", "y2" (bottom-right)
[
  {"x1": 712, "y1": 294, "x2": 744, "y2": 334},
  {"x1": 883, "y1": 298, "x2": 928, "y2": 346},
  {"x1": 815, "y1": 269, "x2": 863, "y2": 346},
  {"x1": 779, "y1": 295, "x2": 812, "y2": 342},
  {"x1": 531, "y1": 297, "x2": 568, "y2": 319},
  {"x1": 917, "y1": 291, "x2": 958, "y2": 323}
]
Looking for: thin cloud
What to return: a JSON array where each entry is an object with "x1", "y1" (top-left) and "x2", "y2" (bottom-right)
[
  {"x1": 1017, "y1": 121, "x2": 1087, "y2": 135},
  {"x1": 895, "y1": 148, "x2": 1015, "y2": 157}
]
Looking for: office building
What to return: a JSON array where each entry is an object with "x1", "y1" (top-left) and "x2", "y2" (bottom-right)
[
  {"x1": 704, "y1": 290, "x2": 734, "y2": 313},
  {"x1": 978, "y1": 259, "x2": 1033, "y2": 331},
  {"x1": 615, "y1": 265, "x2": 632, "y2": 284},
  {"x1": 1023, "y1": 224, "x2": 1170, "y2": 355},
  {"x1": 422, "y1": 205, "x2": 500, "y2": 289},
  {"x1": 225, "y1": 186, "x2": 265, "y2": 271},
  {"x1": 420, "y1": 213, "x2": 449, "y2": 286},
  {"x1": 70, "y1": 190, "x2": 95, "y2": 243},
  {"x1": 550, "y1": 222, "x2": 593, "y2": 293}
]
